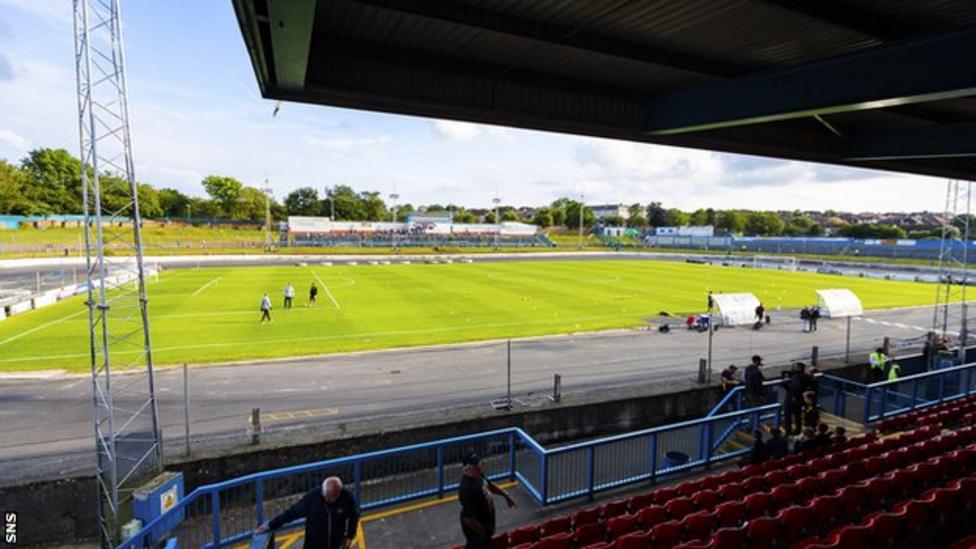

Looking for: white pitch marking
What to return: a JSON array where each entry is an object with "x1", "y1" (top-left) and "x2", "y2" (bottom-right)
[
  {"x1": 0, "y1": 307, "x2": 88, "y2": 347},
  {"x1": 310, "y1": 270, "x2": 341, "y2": 310},
  {"x1": 191, "y1": 276, "x2": 222, "y2": 297}
]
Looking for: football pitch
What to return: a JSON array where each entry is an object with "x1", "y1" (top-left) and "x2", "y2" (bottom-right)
[{"x1": 0, "y1": 259, "x2": 939, "y2": 372}]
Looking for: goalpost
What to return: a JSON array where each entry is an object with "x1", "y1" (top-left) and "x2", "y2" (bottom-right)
[{"x1": 752, "y1": 255, "x2": 799, "y2": 271}]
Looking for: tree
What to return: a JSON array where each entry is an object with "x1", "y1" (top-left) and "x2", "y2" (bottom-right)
[
  {"x1": 454, "y1": 209, "x2": 477, "y2": 224},
  {"x1": 646, "y1": 202, "x2": 667, "y2": 227},
  {"x1": 744, "y1": 211, "x2": 785, "y2": 236},
  {"x1": 531, "y1": 208, "x2": 554, "y2": 227},
  {"x1": 500, "y1": 207, "x2": 519, "y2": 222},
  {"x1": 483, "y1": 211, "x2": 497, "y2": 224},
  {"x1": 0, "y1": 159, "x2": 34, "y2": 214},
  {"x1": 714, "y1": 210, "x2": 746, "y2": 234},
  {"x1": 284, "y1": 187, "x2": 321, "y2": 216},
  {"x1": 237, "y1": 187, "x2": 268, "y2": 222},
  {"x1": 136, "y1": 183, "x2": 162, "y2": 219},
  {"x1": 157, "y1": 188, "x2": 191, "y2": 218},
  {"x1": 360, "y1": 191, "x2": 388, "y2": 221},
  {"x1": 626, "y1": 203, "x2": 646, "y2": 228},
  {"x1": 837, "y1": 223, "x2": 907, "y2": 239},
  {"x1": 689, "y1": 208, "x2": 715, "y2": 226},
  {"x1": 201, "y1": 175, "x2": 243, "y2": 217},
  {"x1": 396, "y1": 203, "x2": 414, "y2": 222},
  {"x1": 603, "y1": 214, "x2": 625, "y2": 227},
  {"x1": 20, "y1": 148, "x2": 84, "y2": 214},
  {"x1": 564, "y1": 200, "x2": 596, "y2": 229},
  {"x1": 665, "y1": 208, "x2": 689, "y2": 227},
  {"x1": 187, "y1": 196, "x2": 218, "y2": 219},
  {"x1": 326, "y1": 185, "x2": 366, "y2": 220}
]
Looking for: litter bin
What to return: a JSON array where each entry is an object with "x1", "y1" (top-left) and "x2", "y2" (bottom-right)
[{"x1": 664, "y1": 451, "x2": 689, "y2": 469}]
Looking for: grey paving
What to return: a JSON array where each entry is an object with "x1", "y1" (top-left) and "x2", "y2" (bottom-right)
[{"x1": 0, "y1": 302, "x2": 939, "y2": 485}]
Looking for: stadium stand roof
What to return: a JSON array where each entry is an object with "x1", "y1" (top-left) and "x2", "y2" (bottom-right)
[{"x1": 233, "y1": 0, "x2": 976, "y2": 180}]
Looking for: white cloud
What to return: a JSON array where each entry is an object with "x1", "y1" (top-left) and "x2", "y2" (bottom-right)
[
  {"x1": 0, "y1": 0, "x2": 72, "y2": 26},
  {"x1": 305, "y1": 135, "x2": 391, "y2": 154},
  {"x1": 0, "y1": 128, "x2": 30, "y2": 153},
  {"x1": 430, "y1": 119, "x2": 482, "y2": 140}
]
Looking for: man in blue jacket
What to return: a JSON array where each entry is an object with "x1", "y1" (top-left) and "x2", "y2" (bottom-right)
[{"x1": 256, "y1": 476, "x2": 359, "y2": 549}]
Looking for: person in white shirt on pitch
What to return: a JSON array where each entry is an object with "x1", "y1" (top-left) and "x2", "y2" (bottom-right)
[{"x1": 283, "y1": 283, "x2": 295, "y2": 310}]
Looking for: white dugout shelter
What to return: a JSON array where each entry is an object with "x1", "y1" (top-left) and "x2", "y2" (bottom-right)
[{"x1": 711, "y1": 292, "x2": 761, "y2": 326}]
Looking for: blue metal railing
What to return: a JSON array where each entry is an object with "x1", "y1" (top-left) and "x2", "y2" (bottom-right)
[
  {"x1": 121, "y1": 403, "x2": 780, "y2": 548},
  {"x1": 819, "y1": 360, "x2": 976, "y2": 423}
]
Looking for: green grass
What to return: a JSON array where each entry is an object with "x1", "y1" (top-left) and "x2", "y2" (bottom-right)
[{"x1": 0, "y1": 259, "x2": 939, "y2": 372}]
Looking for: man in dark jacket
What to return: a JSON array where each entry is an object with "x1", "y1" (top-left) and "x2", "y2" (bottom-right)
[
  {"x1": 256, "y1": 477, "x2": 359, "y2": 549},
  {"x1": 458, "y1": 452, "x2": 516, "y2": 548},
  {"x1": 786, "y1": 362, "x2": 816, "y2": 434},
  {"x1": 744, "y1": 355, "x2": 766, "y2": 407}
]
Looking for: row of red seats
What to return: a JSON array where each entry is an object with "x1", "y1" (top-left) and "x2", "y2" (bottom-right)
[
  {"x1": 486, "y1": 426, "x2": 970, "y2": 549},
  {"x1": 605, "y1": 430, "x2": 976, "y2": 549},
  {"x1": 877, "y1": 393, "x2": 976, "y2": 433},
  {"x1": 468, "y1": 432, "x2": 880, "y2": 549},
  {"x1": 792, "y1": 462, "x2": 976, "y2": 547}
]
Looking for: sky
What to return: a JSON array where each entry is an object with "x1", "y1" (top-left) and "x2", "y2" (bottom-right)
[{"x1": 0, "y1": 0, "x2": 951, "y2": 213}]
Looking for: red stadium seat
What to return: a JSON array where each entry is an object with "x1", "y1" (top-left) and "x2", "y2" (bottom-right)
[
  {"x1": 865, "y1": 512, "x2": 901, "y2": 548},
  {"x1": 509, "y1": 524, "x2": 541, "y2": 546},
  {"x1": 795, "y1": 477, "x2": 821, "y2": 500},
  {"x1": 891, "y1": 498, "x2": 929, "y2": 539},
  {"x1": 949, "y1": 476, "x2": 976, "y2": 512},
  {"x1": 612, "y1": 530, "x2": 650, "y2": 549},
  {"x1": 743, "y1": 492, "x2": 773, "y2": 519},
  {"x1": 691, "y1": 490, "x2": 719, "y2": 510},
  {"x1": 715, "y1": 501, "x2": 745, "y2": 527},
  {"x1": 665, "y1": 497, "x2": 695, "y2": 521},
  {"x1": 602, "y1": 500, "x2": 630, "y2": 520},
  {"x1": 638, "y1": 505, "x2": 668, "y2": 530},
  {"x1": 680, "y1": 511, "x2": 715, "y2": 542},
  {"x1": 540, "y1": 516, "x2": 571, "y2": 537},
  {"x1": 672, "y1": 541, "x2": 709, "y2": 549},
  {"x1": 653, "y1": 487, "x2": 679, "y2": 505},
  {"x1": 650, "y1": 520, "x2": 683, "y2": 549},
  {"x1": 817, "y1": 469, "x2": 846, "y2": 494},
  {"x1": 785, "y1": 463, "x2": 810, "y2": 478},
  {"x1": 717, "y1": 482, "x2": 743, "y2": 501},
  {"x1": 606, "y1": 514, "x2": 639, "y2": 539},
  {"x1": 763, "y1": 470, "x2": 787, "y2": 487},
  {"x1": 701, "y1": 475, "x2": 722, "y2": 491},
  {"x1": 538, "y1": 532, "x2": 573, "y2": 549},
  {"x1": 574, "y1": 522, "x2": 606, "y2": 547},
  {"x1": 573, "y1": 507, "x2": 601, "y2": 528},
  {"x1": 742, "y1": 476, "x2": 767, "y2": 495},
  {"x1": 808, "y1": 494, "x2": 841, "y2": 530},
  {"x1": 490, "y1": 534, "x2": 508, "y2": 549},
  {"x1": 580, "y1": 543, "x2": 611, "y2": 549},
  {"x1": 510, "y1": 543, "x2": 534, "y2": 549},
  {"x1": 770, "y1": 483, "x2": 798, "y2": 509},
  {"x1": 710, "y1": 526, "x2": 747, "y2": 549},
  {"x1": 676, "y1": 481, "x2": 699, "y2": 498},
  {"x1": 919, "y1": 486, "x2": 958, "y2": 523},
  {"x1": 745, "y1": 516, "x2": 780, "y2": 549},
  {"x1": 626, "y1": 493, "x2": 655, "y2": 513},
  {"x1": 828, "y1": 524, "x2": 871, "y2": 548},
  {"x1": 838, "y1": 484, "x2": 868, "y2": 518},
  {"x1": 778, "y1": 505, "x2": 813, "y2": 543}
]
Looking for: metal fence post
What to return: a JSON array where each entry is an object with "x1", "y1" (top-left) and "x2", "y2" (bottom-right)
[
  {"x1": 508, "y1": 432, "x2": 516, "y2": 480},
  {"x1": 811, "y1": 346, "x2": 819, "y2": 366},
  {"x1": 879, "y1": 386, "x2": 888, "y2": 418},
  {"x1": 211, "y1": 490, "x2": 222, "y2": 546},
  {"x1": 939, "y1": 374, "x2": 946, "y2": 403},
  {"x1": 255, "y1": 480, "x2": 264, "y2": 526},
  {"x1": 911, "y1": 379, "x2": 919, "y2": 410},
  {"x1": 354, "y1": 461, "x2": 362, "y2": 507},
  {"x1": 864, "y1": 386, "x2": 873, "y2": 423},
  {"x1": 704, "y1": 421, "x2": 714, "y2": 465},
  {"x1": 587, "y1": 446, "x2": 596, "y2": 500},
  {"x1": 436, "y1": 447, "x2": 445, "y2": 498},
  {"x1": 650, "y1": 433, "x2": 658, "y2": 483},
  {"x1": 540, "y1": 453, "x2": 549, "y2": 505},
  {"x1": 183, "y1": 363, "x2": 190, "y2": 457}
]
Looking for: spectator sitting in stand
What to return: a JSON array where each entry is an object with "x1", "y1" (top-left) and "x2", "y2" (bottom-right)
[
  {"x1": 814, "y1": 423, "x2": 832, "y2": 447},
  {"x1": 794, "y1": 427, "x2": 818, "y2": 453},
  {"x1": 801, "y1": 390, "x2": 821, "y2": 430},
  {"x1": 748, "y1": 429, "x2": 769, "y2": 465},
  {"x1": 768, "y1": 427, "x2": 788, "y2": 459},
  {"x1": 832, "y1": 426, "x2": 848, "y2": 445}
]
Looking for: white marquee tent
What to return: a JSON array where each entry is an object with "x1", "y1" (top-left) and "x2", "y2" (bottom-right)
[
  {"x1": 712, "y1": 292, "x2": 761, "y2": 326},
  {"x1": 815, "y1": 289, "x2": 863, "y2": 318}
]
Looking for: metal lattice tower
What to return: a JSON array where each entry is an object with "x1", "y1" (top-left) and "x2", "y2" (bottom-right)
[
  {"x1": 73, "y1": 0, "x2": 162, "y2": 545},
  {"x1": 933, "y1": 180, "x2": 972, "y2": 352}
]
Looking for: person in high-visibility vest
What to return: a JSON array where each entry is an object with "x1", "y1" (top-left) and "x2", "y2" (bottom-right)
[
  {"x1": 868, "y1": 347, "x2": 888, "y2": 383},
  {"x1": 887, "y1": 362, "x2": 902, "y2": 381}
]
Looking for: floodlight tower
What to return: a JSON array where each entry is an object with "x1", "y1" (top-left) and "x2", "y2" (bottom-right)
[
  {"x1": 390, "y1": 192, "x2": 400, "y2": 250},
  {"x1": 262, "y1": 183, "x2": 274, "y2": 251},
  {"x1": 492, "y1": 196, "x2": 501, "y2": 248},
  {"x1": 933, "y1": 180, "x2": 972, "y2": 356},
  {"x1": 73, "y1": 0, "x2": 162, "y2": 546}
]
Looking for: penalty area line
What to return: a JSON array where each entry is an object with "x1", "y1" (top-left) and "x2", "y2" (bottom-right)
[
  {"x1": 191, "y1": 276, "x2": 222, "y2": 297},
  {"x1": 310, "y1": 270, "x2": 341, "y2": 310}
]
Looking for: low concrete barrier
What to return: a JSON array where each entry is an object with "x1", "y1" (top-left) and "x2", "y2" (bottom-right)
[
  {"x1": 31, "y1": 290, "x2": 59, "y2": 310},
  {"x1": 6, "y1": 299, "x2": 32, "y2": 316}
]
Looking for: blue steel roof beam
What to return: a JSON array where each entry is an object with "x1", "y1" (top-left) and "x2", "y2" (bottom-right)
[{"x1": 645, "y1": 25, "x2": 976, "y2": 135}]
